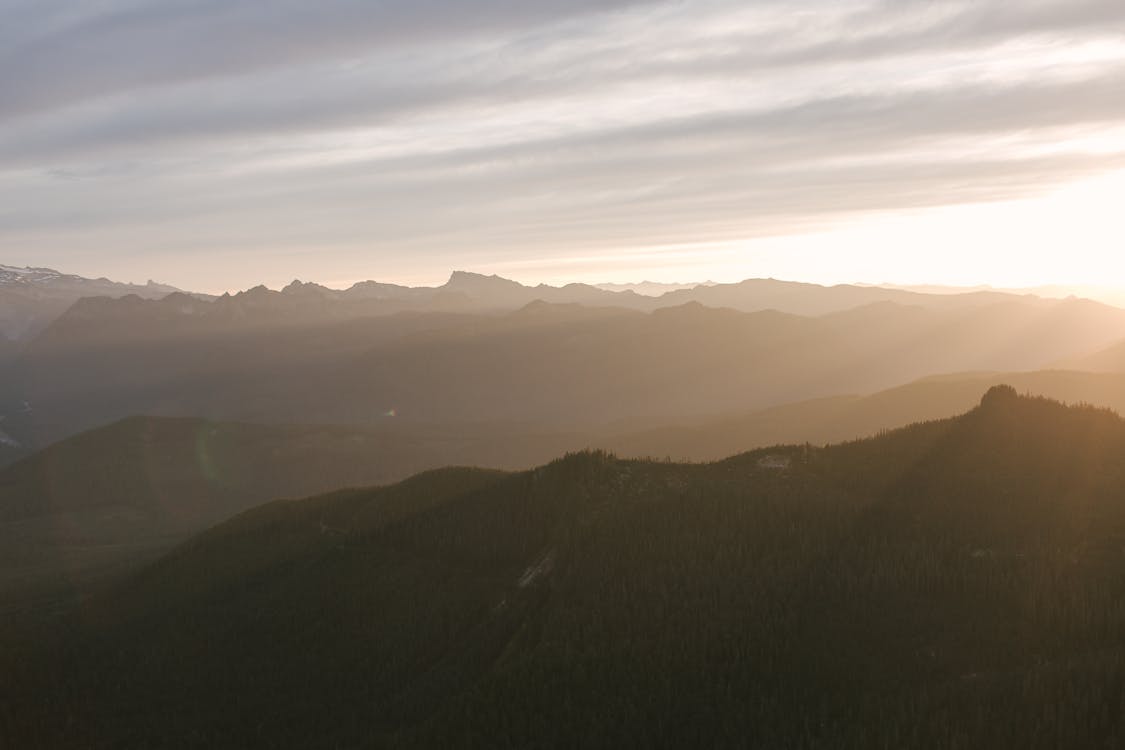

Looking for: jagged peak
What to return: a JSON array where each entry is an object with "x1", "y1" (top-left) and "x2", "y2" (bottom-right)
[
  {"x1": 281, "y1": 279, "x2": 332, "y2": 295},
  {"x1": 445, "y1": 270, "x2": 524, "y2": 288}
]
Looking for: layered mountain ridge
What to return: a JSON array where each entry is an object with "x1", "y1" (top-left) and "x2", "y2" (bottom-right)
[
  {"x1": 11, "y1": 290, "x2": 1125, "y2": 453},
  {"x1": 5, "y1": 391, "x2": 1125, "y2": 748},
  {"x1": 0, "y1": 264, "x2": 185, "y2": 343}
]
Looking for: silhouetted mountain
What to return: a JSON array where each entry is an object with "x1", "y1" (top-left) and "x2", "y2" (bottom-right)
[
  {"x1": 608, "y1": 369, "x2": 1125, "y2": 460},
  {"x1": 0, "y1": 416, "x2": 589, "y2": 608},
  {"x1": 9, "y1": 293, "x2": 1125, "y2": 451},
  {"x1": 429, "y1": 272, "x2": 1062, "y2": 316},
  {"x1": 8, "y1": 367, "x2": 1125, "y2": 612},
  {"x1": 654, "y1": 277, "x2": 1028, "y2": 316},
  {"x1": 0, "y1": 263, "x2": 187, "y2": 343},
  {"x1": 5, "y1": 392, "x2": 1125, "y2": 748},
  {"x1": 0, "y1": 416, "x2": 559, "y2": 526},
  {"x1": 3, "y1": 306, "x2": 487, "y2": 446},
  {"x1": 442, "y1": 270, "x2": 529, "y2": 301},
  {"x1": 0, "y1": 266, "x2": 1096, "y2": 364},
  {"x1": 9, "y1": 271, "x2": 633, "y2": 346},
  {"x1": 15, "y1": 270, "x2": 1091, "y2": 344}
]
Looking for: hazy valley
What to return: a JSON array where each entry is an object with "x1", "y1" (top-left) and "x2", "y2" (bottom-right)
[
  {"x1": 5, "y1": 264, "x2": 1125, "y2": 750},
  {"x1": 9, "y1": 2, "x2": 1125, "y2": 744}
]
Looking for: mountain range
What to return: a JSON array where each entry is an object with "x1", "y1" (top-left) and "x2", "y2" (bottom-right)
[
  {"x1": 4, "y1": 390, "x2": 1125, "y2": 748},
  {"x1": 5, "y1": 367, "x2": 1125, "y2": 616},
  {"x1": 6, "y1": 262, "x2": 1125, "y2": 747},
  {"x1": 7, "y1": 287, "x2": 1125, "y2": 453},
  {"x1": 0, "y1": 264, "x2": 184, "y2": 344},
  {"x1": 0, "y1": 263, "x2": 1088, "y2": 344}
]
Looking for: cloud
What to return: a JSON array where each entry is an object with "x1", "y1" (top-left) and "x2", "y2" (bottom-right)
[
  {"x1": 2, "y1": 0, "x2": 1125, "y2": 289},
  {"x1": 0, "y1": 0, "x2": 661, "y2": 120},
  {"x1": 3, "y1": 2, "x2": 1124, "y2": 168}
]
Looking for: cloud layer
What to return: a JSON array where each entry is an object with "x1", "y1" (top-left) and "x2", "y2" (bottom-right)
[{"x1": 2, "y1": 0, "x2": 1124, "y2": 290}]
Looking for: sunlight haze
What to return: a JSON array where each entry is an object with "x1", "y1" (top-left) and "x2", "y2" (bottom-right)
[
  {"x1": 8, "y1": 3, "x2": 1125, "y2": 747},
  {"x1": 2, "y1": 0, "x2": 1124, "y2": 293}
]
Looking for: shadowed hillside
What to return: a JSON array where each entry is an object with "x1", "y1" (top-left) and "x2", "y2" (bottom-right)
[
  {"x1": 6, "y1": 291, "x2": 1125, "y2": 451},
  {"x1": 0, "y1": 417, "x2": 587, "y2": 611},
  {"x1": 607, "y1": 369, "x2": 1125, "y2": 460},
  {"x1": 0, "y1": 264, "x2": 186, "y2": 344},
  {"x1": 6, "y1": 369, "x2": 1125, "y2": 615},
  {"x1": 4, "y1": 390, "x2": 1125, "y2": 748}
]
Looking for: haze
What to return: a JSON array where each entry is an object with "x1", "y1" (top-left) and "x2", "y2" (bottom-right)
[
  {"x1": 8, "y1": 4, "x2": 1125, "y2": 748},
  {"x1": 3, "y1": 0, "x2": 1125, "y2": 292}
]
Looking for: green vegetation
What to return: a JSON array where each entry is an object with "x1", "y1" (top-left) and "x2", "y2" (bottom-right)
[{"x1": 3, "y1": 389, "x2": 1125, "y2": 748}]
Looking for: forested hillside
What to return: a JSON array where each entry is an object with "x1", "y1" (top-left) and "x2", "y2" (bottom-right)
[
  {"x1": 609, "y1": 369, "x2": 1125, "y2": 459},
  {"x1": 0, "y1": 416, "x2": 587, "y2": 613},
  {"x1": 3, "y1": 388, "x2": 1125, "y2": 748},
  {"x1": 7, "y1": 370, "x2": 1125, "y2": 618}
]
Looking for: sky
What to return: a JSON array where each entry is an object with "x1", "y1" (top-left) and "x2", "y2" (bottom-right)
[{"x1": 1, "y1": 0, "x2": 1124, "y2": 294}]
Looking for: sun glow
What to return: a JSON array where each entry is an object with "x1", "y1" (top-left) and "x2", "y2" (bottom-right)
[
  {"x1": 488, "y1": 167, "x2": 1125, "y2": 292},
  {"x1": 763, "y1": 169, "x2": 1125, "y2": 289}
]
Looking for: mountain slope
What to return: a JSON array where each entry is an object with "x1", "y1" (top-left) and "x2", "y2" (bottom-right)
[
  {"x1": 7, "y1": 367, "x2": 1125, "y2": 612},
  {"x1": 0, "y1": 416, "x2": 589, "y2": 610},
  {"x1": 0, "y1": 416, "x2": 566, "y2": 526},
  {"x1": 5, "y1": 390, "x2": 1125, "y2": 748},
  {"x1": 608, "y1": 368, "x2": 1125, "y2": 459},
  {"x1": 0, "y1": 263, "x2": 185, "y2": 343},
  {"x1": 654, "y1": 276, "x2": 1027, "y2": 315},
  {"x1": 10, "y1": 294, "x2": 1125, "y2": 449},
  {"x1": 0, "y1": 267, "x2": 1092, "y2": 356}
]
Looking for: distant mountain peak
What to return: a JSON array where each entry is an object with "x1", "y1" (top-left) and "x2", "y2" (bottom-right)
[
  {"x1": 281, "y1": 279, "x2": 333, "y2": 296},
  {"x1": 0, "y1": 264, "x2": 65, "y2": 285},
  {"x1": 0, "y1": 264, "x2": 189, "y2": 340},
  {"x1": 0, "y1": 264, "x2": 182, "y2": 293},
  {"x1": 445, "y1": 270, "x2": 525, "y2": 289}
]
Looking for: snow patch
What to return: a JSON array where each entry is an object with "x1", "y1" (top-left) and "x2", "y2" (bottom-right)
[{"x1": 0, "y1": 265, "x2": 64, "y2": 285}]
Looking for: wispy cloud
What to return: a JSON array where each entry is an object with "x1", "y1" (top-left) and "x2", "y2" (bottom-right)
[{"x1": 2, "y1": 0, "x2": 1124, "y2": 290}]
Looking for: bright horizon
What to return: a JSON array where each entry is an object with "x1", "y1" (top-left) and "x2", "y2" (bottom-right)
[
  {"x1": 7, "y1": 161, "x2": 1125, "y2": 298},
  {"x1": 3, "y1": 1, "x2": 1124, "y2": 296}
]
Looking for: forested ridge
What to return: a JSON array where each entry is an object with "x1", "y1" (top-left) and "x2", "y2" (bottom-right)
[{"x1": 3, "y1": 387, "x2": 1125, "y2": 748}]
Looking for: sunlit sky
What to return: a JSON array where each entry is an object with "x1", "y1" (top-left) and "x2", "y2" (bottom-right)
[{"x1": 2, "y1": 0, "x2": 1124, "y2": 294}]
